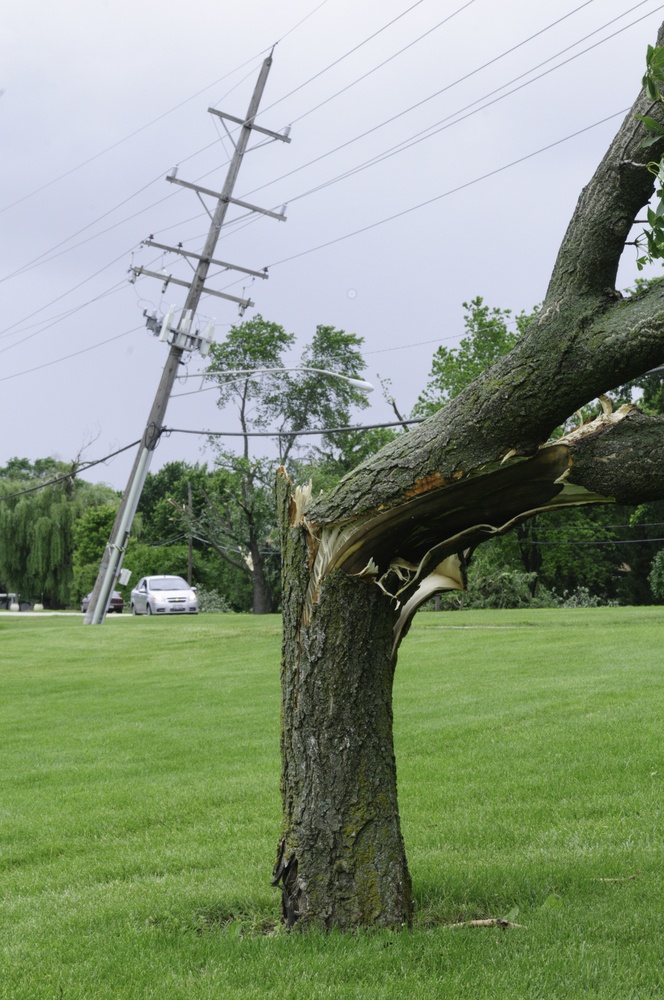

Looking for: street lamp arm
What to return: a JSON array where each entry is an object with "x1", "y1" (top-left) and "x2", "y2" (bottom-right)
[{"x1": 207, "y1": 366, "x2": 374, "y2": 393}]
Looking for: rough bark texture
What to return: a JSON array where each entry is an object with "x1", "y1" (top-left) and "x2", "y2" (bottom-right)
[
  {"x1": 275, "y1": 25, "x2": 664, "y2": 931},
  {"x1": 275, "y1": 473, "x2": 412, "y2": 928}
]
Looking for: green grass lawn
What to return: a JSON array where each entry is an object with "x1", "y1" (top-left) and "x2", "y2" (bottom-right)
[{"x1": 0, "y1": 608, "x2": 662, "y2": 998}]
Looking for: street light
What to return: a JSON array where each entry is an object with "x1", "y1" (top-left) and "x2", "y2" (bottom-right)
[
  {"x1": 212, "y1": 367, "x2": 374, "y2": 393},
  {"x1": 171, "y1": 366, "x2": 374, "y2": 398}
]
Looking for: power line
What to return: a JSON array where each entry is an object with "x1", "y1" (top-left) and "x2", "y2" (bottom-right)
[
  {"x1": 6, "y1": 1, "x2": 650, "y2": 313},
  {"x1": 530, "y1": 537, "x2": 664, "y2": 545},
  {"x1": 523, "y1": 520, "x2": 664, "y2": 531},
  {"x1": 164, "y1": 419, "x2": 420, "y2": 437},
  {"x1": 5, "y1": 1, "x2": 645, "y2": 327},
  {"x1": 0, "y1": 2, "x2": 426, "y2": 282},
  {"x1": 239, "y1": 0, "x2": 621, "y2": 203},
  {"x1": 0, "y1": 281, "x2": 128, "y2": 344},
  {"x1": 274, "y1": 0, "x2": 332, "y2": 44},
  {"x1": 0, "y1": 248, "x2": 138, "y2": 342},
  {"x1": 0, "y1": 326, "x2": 143, "y2": 384},
  {"x1": 263, "y1": 108, "x2": 630, "y2": 271},
  {"x1": 284, "y1": 0, "x2": 481, "y2": 129},
  {"x1": 285, "y1": 0, "x2": 599, "y2": 130},
  {"x1": 0, "y1": 281, "x2": 129, "y2": 353},
  {"x1": 191, "y1": 2, "x2": 658, "y2": 269},
  {"x1": 245, "y1": 0, "x2": 430, "y2": 120},
  {"x1": 0, "y1": 439, "x2": 142, "y2": 500},
  {"x1": 0, "y1": 59, "x2": 266, "y2": 219},
  {"x1": 0, "y1": 0, "x2": 333, "y2": 221},
  {"x1": 244, "y1": 0, "x2": 661, "y2": 215}
]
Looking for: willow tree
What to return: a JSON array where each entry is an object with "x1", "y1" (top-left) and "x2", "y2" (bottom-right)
[
  {"x1": 0, "y1": 461, "x2": 116, "y2": 607},
  {"x1": 272, "y1": 28, "x2": 664, "y2": 930}
]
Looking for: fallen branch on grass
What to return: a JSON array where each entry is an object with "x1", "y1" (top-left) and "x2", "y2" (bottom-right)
[{"x1": 447, "y1": 918, "x2": 526, "y2": 930}]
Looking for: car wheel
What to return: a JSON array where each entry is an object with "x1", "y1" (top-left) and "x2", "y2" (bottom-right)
[
  {"x1": 131, "y1": 603, "x2": 137, "y2": 615},
  {"x1": 147, "y1": 604, "x2": 153, "y2": 616}
]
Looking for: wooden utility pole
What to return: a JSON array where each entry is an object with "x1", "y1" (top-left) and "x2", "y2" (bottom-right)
[{"x1": 85, "y1": 53, "x2": 289, "y2": 624}]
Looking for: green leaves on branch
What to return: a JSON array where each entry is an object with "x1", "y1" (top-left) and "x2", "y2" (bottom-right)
[
  {"x1": 641, "y1": 43, "x2": 664, "y2": 101},
  {"x1": 633, "y1": 159, "x2": 664, "y2": 270},
  {"x1": 413, "y1": 297, "x2": 536, "y2": 416},
  {"x1": 634, "y1": 46, "x2": 664, "y2": 269}
]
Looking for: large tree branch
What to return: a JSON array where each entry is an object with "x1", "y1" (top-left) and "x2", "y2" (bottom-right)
[
  {"x1": 309, "y1": 266, "x2": 664, "y2": 531},
  {"x1": 547, "y1": 77, "x2": 664, "y2": 299},
  {"x1": 306, "y1": 38, "x2": 664, "y2": 532}
]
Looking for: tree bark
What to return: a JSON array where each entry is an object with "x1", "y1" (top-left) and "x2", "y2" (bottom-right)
[
  {"x1": 274, "y1": 24, "x2": 664, "y2": 931},
  {"x1": 275, "y1": 473, "x2": 412, "y2": 928}
]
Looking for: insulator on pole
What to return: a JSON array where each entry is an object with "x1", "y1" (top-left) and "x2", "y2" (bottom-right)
[
  {"x1": 199, "y1": 319, "x2": 215, "y2": 357},
  {"x1": 180, "y1": 309, "x2": 193, "y2": 334},
  {"x1": 159, "y1": 305, "x2": 175, "y2": 342}
]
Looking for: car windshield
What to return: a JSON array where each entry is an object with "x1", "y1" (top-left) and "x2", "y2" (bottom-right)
[{"x1": 149, "y1": 577, "x2": 189, "y2": 591}]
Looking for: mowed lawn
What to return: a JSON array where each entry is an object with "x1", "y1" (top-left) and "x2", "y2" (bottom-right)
[{"x1": 0, "y1": 608, "x2": 662, "y2": 999}]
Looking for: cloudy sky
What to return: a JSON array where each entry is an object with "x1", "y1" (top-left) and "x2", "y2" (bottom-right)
[{"x1": 2, "y1": 0, "x2": 664, "y2": 490}]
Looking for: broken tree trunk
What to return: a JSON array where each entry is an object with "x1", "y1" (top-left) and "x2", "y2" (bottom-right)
[{"x1": 274, "y1": 24, "x2": 664, "y2": 930}]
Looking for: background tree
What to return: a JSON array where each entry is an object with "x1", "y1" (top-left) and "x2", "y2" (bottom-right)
[
  {"x1": 72, "y1": 503, "x2": 120, "y2": 600},
  {"x1": 412, "y1": 298, "x2": 644, "y2": 602},
  {"x1": 183, "y1": 316, "x2": 373, "y2": 613},
  {"x1": 273, "y1": 29, "x2": 664, "y2": 931},
  {"x1": 413, "y1": 297, "x2": 534, "y2": 417},
  {"x1": 0, "y1": 459, "x2": 116, "y2": 607}
]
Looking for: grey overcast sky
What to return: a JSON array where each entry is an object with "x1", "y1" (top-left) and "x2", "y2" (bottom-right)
[{"x1": 2, "y1": 0, "x2": 664, "y2": 489}]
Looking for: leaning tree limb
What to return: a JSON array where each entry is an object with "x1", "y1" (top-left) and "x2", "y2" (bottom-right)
[{"x1": 274, "y1": 23, "x2": 664, "y2": 931}]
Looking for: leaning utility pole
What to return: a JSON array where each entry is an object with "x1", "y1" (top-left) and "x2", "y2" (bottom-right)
[{"x1": 85, "y1": 53, "x2": 289, "y2": 624}]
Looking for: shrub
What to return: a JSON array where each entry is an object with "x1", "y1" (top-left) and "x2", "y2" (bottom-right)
[
  {"x1": 648, "y1": 549, "x2": 664, "y2": 601},
  {"x1": 195, "y1": 586, "x2": 231, "y2": 613}
]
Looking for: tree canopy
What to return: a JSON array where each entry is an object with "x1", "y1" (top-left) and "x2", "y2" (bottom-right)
[
  {"x1": 170, "y1": 316, "x2": 377, "y2": 612},
  {"x1": 0, "y1": 459, "x2": 117, "y2": 606}
]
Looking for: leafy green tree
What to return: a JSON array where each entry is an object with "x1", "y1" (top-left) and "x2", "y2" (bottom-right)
[
  {"x1": 648, "y1": 545, "x2": 664, "y2": 599},
  {"x1": 190, "y1": 316, "x2": 372, "y2": 613},
  {"x1": 413, "y1": 297, "x2": 535, "y2": 416},
  {"x1": 72, "y1": 503, "x2": 119, "y2": 599},
  {"x1": 0, "y1": 459, "x2": 116, "y2": 607},
  {"x1": 411, "y1": 298, "x2": 650, "y2": 602}
]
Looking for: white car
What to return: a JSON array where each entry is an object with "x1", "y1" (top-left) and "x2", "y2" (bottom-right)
[{"x1": 130, "y1": 575, "x2": 198, "y2": 615}]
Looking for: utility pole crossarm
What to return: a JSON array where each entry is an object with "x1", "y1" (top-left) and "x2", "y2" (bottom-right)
[
  {"x1": 165, "y1": 176, "x2": 286, "y2": 221},
  {"x1": 166, "y1": 176, "x2": 225, "y2": 199},
  {"x1": 142, "y1": 240, "x2": 268, "y2": 279},
  {"x1": 207, "y1": 107, "x2": 291, "y2": 142},
  {"x1": 131, "y1": 267, "x2": 254, "y2": 306},
  {"x1": 226, "y1": 196, "x2": 286, "y2": 221}
]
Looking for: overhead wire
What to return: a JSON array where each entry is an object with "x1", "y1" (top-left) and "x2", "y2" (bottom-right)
[
  {"x1": 0, "y1": 326, "x2": 144, "y2": 384},
  {"x1": 277, "y1": 0, "x2": 482, "y2": 128},
  {"x1": 0, "y1": 439, "x2": 142, "y2": 500},
  {"x1": 262, "y1": 108, "x2": 630, "y2": 271},
  {"x1": 5, "y1": 0, "x2": 647, "y2": 297},
  {"x1": 179, "y1": 1, "x2": 658, "y2": 263},
  {"x1": 284, "y1": 0, "x2": 595, "y2": 129},
  {"x1": 1, "y1": 0, "x2": 437, "y2": 283},
  {"x1": 273, "y1": 0, "x2": 333, "y2": 45},
  {"x1": 0, "y1": 281, "x2": 129, "y2": 353},
  {"x1": 0, "y1": 240, "x2": 173, "y2": 347},
  {"x1": 0, "y1": 0, "x2": 335, "y2": 279},
  {"x1": 240, "y1": 0, "x2": 657, "y2": 206},
  {"x1": 4, "y1": 4, "x2": 661, "y2": 384},
  {"x1": 0, "y1": 1, "x2": 625, "y2": 299},
  {"x1": 222, "y1": 0, "x2": 429, "y2": 118}
]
